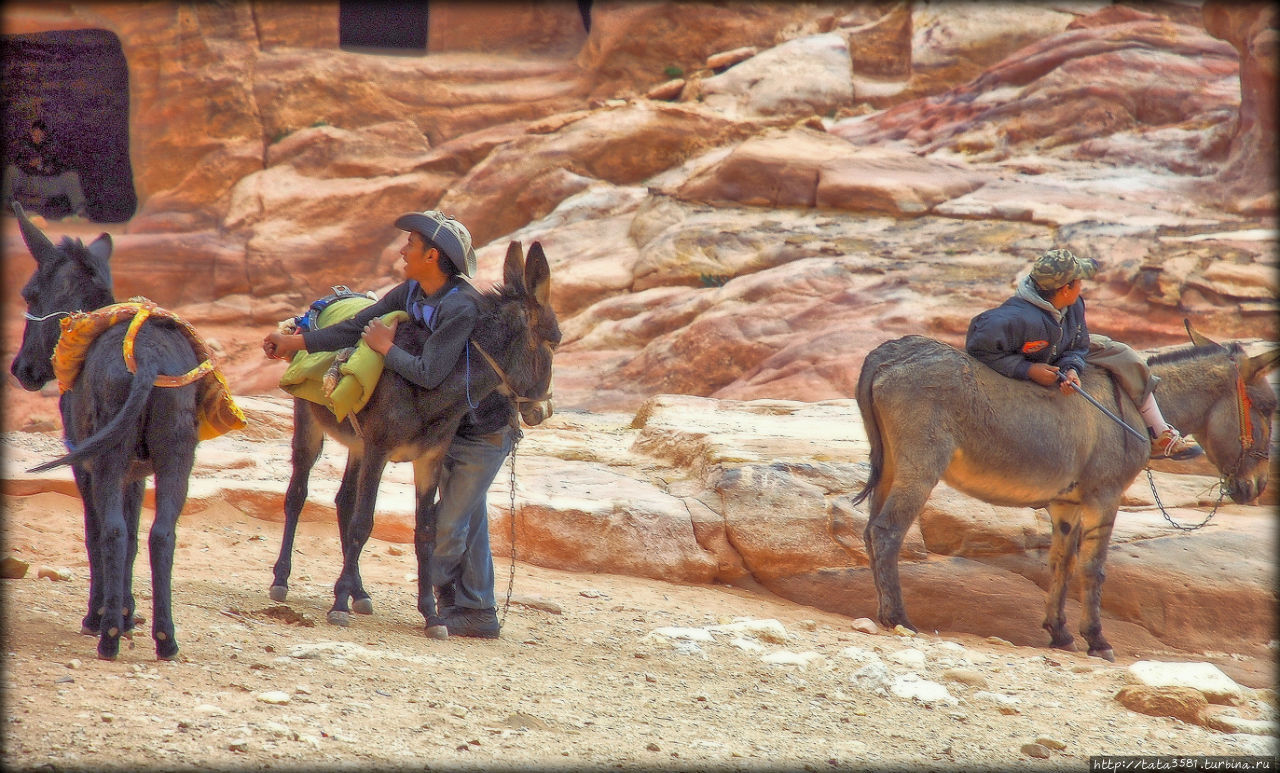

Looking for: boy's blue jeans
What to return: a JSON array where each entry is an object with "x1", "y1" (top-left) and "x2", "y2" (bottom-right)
[{"x1": 430, "y1": 426, "x2": 514, "y2": 610}]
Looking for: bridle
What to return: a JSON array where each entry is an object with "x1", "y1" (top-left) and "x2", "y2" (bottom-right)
[
  {"x1": 24, "y1": 309, "x2": 75, "y2": 322},
  {"x1": 1149, "y1": 358, "x2": 1267, "y2": 531},
  {"x1": 467, "y1": 338, "x2": 556, "y2": 413},
  {"x1": 1226, "y1": 362, "x2": 1268, "y2": 475}
]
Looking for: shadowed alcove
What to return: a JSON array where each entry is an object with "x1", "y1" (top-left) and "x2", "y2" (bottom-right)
[{"x1": 1, "y1": 27, "x2": 136, "y2": 223}]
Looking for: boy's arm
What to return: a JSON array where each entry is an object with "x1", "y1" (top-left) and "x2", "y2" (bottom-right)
[{"x1": 965, "y1": 310, "x2": 1034, "y2": 381}]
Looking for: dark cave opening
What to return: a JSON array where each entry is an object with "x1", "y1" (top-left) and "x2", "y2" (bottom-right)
[{"x1": 1, "y1": 27, "x2": 136, "y2": 224}]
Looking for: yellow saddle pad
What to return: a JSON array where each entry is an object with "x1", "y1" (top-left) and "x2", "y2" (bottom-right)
[
  {"x1": 277, "y1": 296, "x2": 409, "y2": 422},
  {"x1": 51, "y1": 299, "x2": 247, "y2": 442}
]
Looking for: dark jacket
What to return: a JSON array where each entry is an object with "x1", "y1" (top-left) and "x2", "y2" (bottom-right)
[
  {"x1": 301, "y1": 277, "x2": 512, "y2": 437},
  {"x1": 965, "y1": 292, "x2": 1089, "y2": 381}
]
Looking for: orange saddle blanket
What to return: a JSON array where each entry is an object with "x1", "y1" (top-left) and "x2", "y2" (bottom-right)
[{"x1": 51, "y1": 299, "x2": 247, "y2": 441}]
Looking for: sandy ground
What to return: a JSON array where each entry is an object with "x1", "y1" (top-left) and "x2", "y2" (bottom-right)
[{"x1": 3, "y1": 472, "x2": 1276, "y2": 771}]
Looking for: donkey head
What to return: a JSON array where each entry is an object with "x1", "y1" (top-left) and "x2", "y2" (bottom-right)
[
  {"x1": 1185, "y1": 321, "x2": 1279, "y2": 504},
  {"x1": 9, "y1": 202, "x2": 115, "y2": 391},
  {"x1": 500, "y1": 240, "x2": 560, "y2": 426}
]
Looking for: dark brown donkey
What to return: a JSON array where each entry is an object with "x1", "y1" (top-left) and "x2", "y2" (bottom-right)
[
  {"x1": 9, "y1": 202, "x2": 206, "y2": 661},
  {"x1": 852, "y1": 327, "x2": 1277, "y2": 660},
  {"x1": 268, "y1": 241, "x2": 559, "y2": 637}
]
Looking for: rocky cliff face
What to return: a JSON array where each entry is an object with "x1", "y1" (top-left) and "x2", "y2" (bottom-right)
[
  {"x1": 3, "y1": 1, "x2": 1273, "y2": 405},
  {"x1": 2, "y1": 2, "x2": 1276, "y2": 672}
]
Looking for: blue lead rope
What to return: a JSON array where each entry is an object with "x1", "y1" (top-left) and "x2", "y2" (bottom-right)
[{"x1": 464, "y1": 342, "x2": 479, "y2": 410}]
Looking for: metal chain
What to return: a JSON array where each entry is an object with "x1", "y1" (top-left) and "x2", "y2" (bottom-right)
[
  {"x1": 1144, "y1": 466, "x2": 1226, "y2": 532},
  {"x1": 499, "y1": 433, "x2": 519, "y2": 626}
]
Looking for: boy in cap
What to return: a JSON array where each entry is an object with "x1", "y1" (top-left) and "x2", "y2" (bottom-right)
[
  {"x1": 966, "y1": 249, "x2": 1202, "y2": 460},
  {"x1": 263, "y1": 210, "x2": 514, "y2": 637}
]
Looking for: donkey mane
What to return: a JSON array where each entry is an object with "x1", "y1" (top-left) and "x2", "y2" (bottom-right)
[{"x1": 1146, "y1": 343, "x2": 1240, "y2": 367}]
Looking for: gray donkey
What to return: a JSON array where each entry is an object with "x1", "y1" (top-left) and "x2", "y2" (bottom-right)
[
  {"x1": 9, "y1": 202, "x2": 208, "y2": 661},
  {"x1": 852, "y1": 329, "x2": 1277, "y2": 660}
]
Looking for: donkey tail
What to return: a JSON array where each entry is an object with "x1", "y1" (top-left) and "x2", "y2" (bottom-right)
[
  {"x1": 850, "y1": 354, "x2": 885, "y2": 508},
  {"x1": 28, "y1": 359, "x2": 163, "y2": 473}
]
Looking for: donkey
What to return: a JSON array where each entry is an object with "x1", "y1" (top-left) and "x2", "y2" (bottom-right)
[
  {"x1": 851, "y1": 327, "x2": 1277, "y2": 660},
  {"x1": 9, "y1": 202, "x2": 202, "y2": 661},
  {"x1": 268, "y1": 241, "x2": 559, "y2": 637}
]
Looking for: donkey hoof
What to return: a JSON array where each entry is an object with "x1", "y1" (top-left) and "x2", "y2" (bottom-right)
[
  {"x1": 268, "y1": 585, "x2": 288, "y2": 602},
  {"x1": 1088, "y1": 647, "x2": 1116, "y2": 662},
  {"x1": 425, "y1": 624, "x2": 448, "y2": 640},
  {"x1": 352, "y1": 598, "x2": 373, "y2": 615},
  {"x1": 80, "y1": 625, "x2": 97, "y2": 637},
  {"x1": 327, "y1": 610, "x2": 351, "y2": 627},
  {"x1": 1050, "y1": 639, "x2": 1078, "y2": 652}
]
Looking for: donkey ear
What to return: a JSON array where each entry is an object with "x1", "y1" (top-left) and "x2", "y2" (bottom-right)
[
  {"x1": 86, "y1": 232, "x2": 113, "y2": 264},
  {"x1": 78, "y1": 232, "x2": 114, "y2": 287},
  {"x1": 1184, "y1": 319, "x2": 1219, "y2": 348},
  {"x1": 12, "y1": 201, "x2": 56, "y2": 262},
  {"x1": 524, "y1": 241, "x2": 551, "y2": 307},
  {"x1": 1240, "y1": 347, "x2": 1280, "y2": 382},
  {"x1": 503, "y1": 240, "x2": 525, "y2": 291}
]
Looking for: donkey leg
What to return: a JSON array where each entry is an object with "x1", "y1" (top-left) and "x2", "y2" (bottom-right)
[
  {"x1": 271, "y1": 403, "x2": 323, "y2": 602},
  {"x1": 329, "y1": 452, "x2": 385, "y2": 627},
  {"x1": 89, "y1": 459, "x2": 130, "y2": 661},
  {"x1": 1042, "y1": 502, "x2": 1083, "y2": 651},
  {"x1": 121, "y1": 477, "x2": 146, "y2": 635},
  {"x1": 412, "y1": 452, "x2": 447, "y2": 639},
  {"x1": 864, "y1": 482, "x2": 932, "y2": 632},
  {"x1": 148, "y1": 455, "x2": 191, "y2": 661},
  {"x1": 333, "y1": 453, "x2": 374, "y2": 616},
  {"x1": 1076, "y1": 502, "x2": 1119, "y2": 662},
  {"x1": 73, "y1": 466, "x2": 105, "y2": 636}
]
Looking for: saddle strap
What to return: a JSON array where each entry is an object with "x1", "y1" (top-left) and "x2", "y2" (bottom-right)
[{"x1": 123, "y1": 304, "x2": 216, "y2": 388}]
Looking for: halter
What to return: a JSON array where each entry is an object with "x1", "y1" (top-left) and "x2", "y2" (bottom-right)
[
  {"x1": 467, "y1": 338, "x2": 555, "y2": 408},
  {"x1": 24, "y1": 310, "x2": 75, "y2": 322},
  {"x1": 1225, "y1": 360, "x2": 1269, "y2": 476},
  {"x1": 1235, "y1": 368, "x2": 1255, "y2": 453},
  {"x1": 1146, "y1": 355, "x2": 1264, "y2": 532}
]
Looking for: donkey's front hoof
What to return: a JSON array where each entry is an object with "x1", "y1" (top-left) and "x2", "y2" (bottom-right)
[
  {"x1": 156, "y1": 641, "x2": 180, "y2": 661},
  {"x1": 327, "y1": 610, "x2": 351, "y2": 627},
  {"x1": 97, "y1": 637, "x2": 121, "y2": 661},
  {"x1": 425, "y1": 624, "x2": 448, "y2": 640},
  {"x1": 1088, "y1": 647, "x2": 1116, "y2": 662},
  {"x1": 352, "y1": 598, "x2": 373, "y2": 616},
  {"x1": 80, "y1": 624, "x2": 97, "y2": 637},
  {"x1": 269, "y1": 585, "x2": 288, "y2": 603},
  {"x1": 1051, "y1": 639, "x2": 1079, "y2": 653}
]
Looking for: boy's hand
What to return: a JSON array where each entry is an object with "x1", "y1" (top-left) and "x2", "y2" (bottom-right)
[
  {"x1": 1028, "y1": 363, "x2": 1060, "y2": 387},
  {"x1": 1056, "y1": 368, "x2": 1081, "y2": 394},
  {"x1": 362, "y1": 317, "x2": 397, "y2": 355}
]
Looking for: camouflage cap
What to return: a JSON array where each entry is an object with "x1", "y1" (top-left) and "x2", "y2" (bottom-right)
[{"x1": 1029, "y1": 249, "x2": 1099, "y2": 291}]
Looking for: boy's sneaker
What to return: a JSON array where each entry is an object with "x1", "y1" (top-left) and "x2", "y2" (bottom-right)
[
  {"x1": 443, "y1": 606, "x2": 500, "y2": 639},
  {"x1": 1152, "y1": 428, "x2": 1203, "y2": 461}
]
